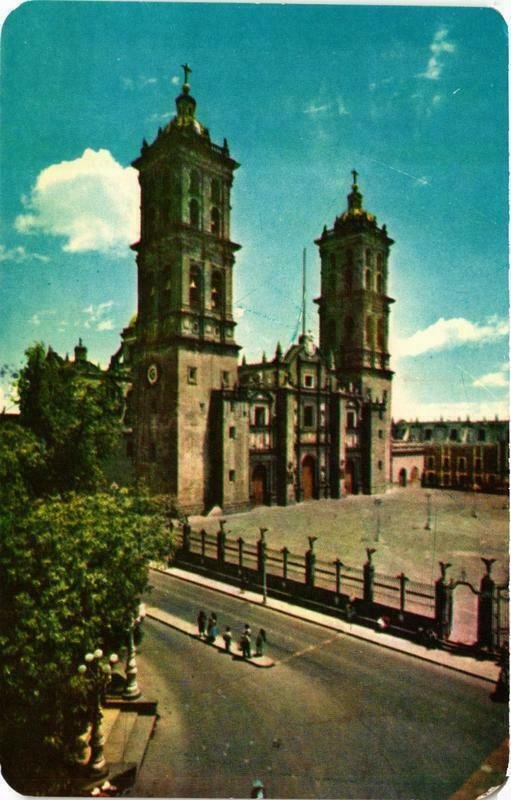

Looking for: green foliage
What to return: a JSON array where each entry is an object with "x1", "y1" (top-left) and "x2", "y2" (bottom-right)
[
  {"x1": 0, "y1": 421, "x2": 46, "y2": 509},
  {"x1": 17, "y1": 342, "x2": 123, "y2": 495},
  {"x1": 0, "y1": 487, "x2": 175, "y2": 792}
]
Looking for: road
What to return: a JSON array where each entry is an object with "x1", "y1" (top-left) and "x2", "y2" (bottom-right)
[{"x1": 131, "y1": 570, "x2": 508, "y2": 799}]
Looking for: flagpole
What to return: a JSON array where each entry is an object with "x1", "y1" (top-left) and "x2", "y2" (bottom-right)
[{"x1": 302, "y1": 247, "x2": 306, "y2": 337}]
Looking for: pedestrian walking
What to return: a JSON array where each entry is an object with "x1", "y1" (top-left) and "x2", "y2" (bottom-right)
[
  {"x1": 241, "y1": 624, "x2": 251, "y2": 658},
  {"x1": 255, "y1": 628, "x2": 266, "y2": 657},
  {"x1": 223, "y1": 626, "x2": 233, "y2": 653},
  {"x1": 197, "y1": 609, "x2": 207, "y2": 639},
  {"x1": 207, "y1": 613, "x2": 218, "y2": 644},
  {"x1": 250, "y1": 778, "x2": 266, "y2": 798}
]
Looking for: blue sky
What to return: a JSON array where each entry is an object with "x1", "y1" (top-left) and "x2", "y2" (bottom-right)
[{"x1": 0, "y1": 1, "x2": 508, "y2": 421}]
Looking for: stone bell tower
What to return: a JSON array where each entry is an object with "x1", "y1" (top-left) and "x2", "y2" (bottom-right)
[
  {"x1": 131, "y1": 65, "x2": 242, "y2": 510},
  {"x1": 315, "y1": 171, "x2": 394, "y2": 492}
]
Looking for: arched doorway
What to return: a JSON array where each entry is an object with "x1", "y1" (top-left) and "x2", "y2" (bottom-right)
[
  {"x1": 399, "y1": 467, "x2": 407, "y2": 487},
  {"x1": 345, "y1": 459, "x2": 356, "y2": 494},
  {"x1": 251, "y1": 464, "x2": 267, "y2": 505},
  {"x1": 301, "y1": 455, "x2": 316, "y2": 500}
]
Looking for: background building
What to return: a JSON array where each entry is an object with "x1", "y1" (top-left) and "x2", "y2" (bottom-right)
[{"x1": 392, "y1": 419, "x2": 509, "y2": 493}]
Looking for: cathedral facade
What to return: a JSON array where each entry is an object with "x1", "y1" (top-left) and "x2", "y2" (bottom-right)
[{"x1": 128, "y1": 70, "x2": 394, "y2": 513}]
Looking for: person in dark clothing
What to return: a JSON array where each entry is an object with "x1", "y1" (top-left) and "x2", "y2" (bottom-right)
[
  {"x1": 206, "y1": 613, "x2": 218, "y2": 643},
  {"x1": 223, "y1": 626, "x2": 233, "y2": 653},
  {"x1": 255, "y1": 628, "x2": 266, "y2": 657},
  {"x1": 197, "y1": 610, "x2": 207, "y2": 639},
  {"x1": 241, "y1": 624, "x2": 251, "y2": 658}
]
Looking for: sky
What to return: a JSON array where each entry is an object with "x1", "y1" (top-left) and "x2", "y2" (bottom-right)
[{"x1": 0, "y1": 1, "x2": 509, "y2": 422}]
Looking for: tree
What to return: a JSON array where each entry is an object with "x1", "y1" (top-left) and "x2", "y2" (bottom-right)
[
  {"x1": 17, "y1": 343, "x2": 124, "y2": 495},
  {"x1": 0, "y1": 487, "x2": 175, "y2": 794},
  {"x1": 0, "y1": 421, "x2": 46, "y2": 509}
]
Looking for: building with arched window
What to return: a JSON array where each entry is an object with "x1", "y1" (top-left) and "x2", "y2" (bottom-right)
[{"x1": 122, "y1": 68, "x2": 396, "y2": 511}]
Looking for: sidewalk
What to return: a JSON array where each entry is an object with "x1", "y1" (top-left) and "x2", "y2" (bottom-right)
[
  {"x1": 145, "y1": 603, "x2": 274, "y2": 667},
  {"x1": 150, "y1": 564, "x2": 501, "y2": 684}
]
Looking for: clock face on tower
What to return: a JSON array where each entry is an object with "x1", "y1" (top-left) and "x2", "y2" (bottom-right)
[{"x1": 147, "y1": 363, "x2": 159, "y2": 385}]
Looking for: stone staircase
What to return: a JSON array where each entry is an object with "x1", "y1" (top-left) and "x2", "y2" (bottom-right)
[{"x1": 80, "y1": 697, "x2": 158, "y2": 796}]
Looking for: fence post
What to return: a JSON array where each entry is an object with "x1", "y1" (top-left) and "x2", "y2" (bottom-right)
[
  {"x1": 258, "y1": 528, "x2": 268, "y2": 605},
  {"x1": 217, "y1": 519, "x2": 226, "y2": 564},
  {"x1": 282, "y1": 547, "x2": 289, "y2": 583},
  {"x1": 182, "y1": 521, "x2": 191, "y2": 553},
  {"x1": 334, "y1": 559, "x2": 343, "y2": 598},
  {"x1": 237, "y1": 536, "x2": 245, "y2": 590},
  {"x1": 363, "y1": 548, "x2": 376, "y2": 603},
  {"x1": 200, "y1": 529, "x2": 206, "y2": 564},
  {"x1": 478, "y1": 558, "x2": 496, "y2": 652},
  {"x1": 435, "y1": 561, "x2": 452, "y2": 640},
  {"x1": 398, "y1": 572, "x2": 408, "y2": 613},
  {"x1": 305, "y1": 536, "x2": 317, "y2": 588}
]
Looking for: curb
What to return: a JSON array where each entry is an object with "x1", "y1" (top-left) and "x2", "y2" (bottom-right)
[
  {"x1": 149, "y1": 564, "x2": 499, "y2": 684},
  {"x1": 145, "y1": 606, "x2": 274, "y2": 668}
]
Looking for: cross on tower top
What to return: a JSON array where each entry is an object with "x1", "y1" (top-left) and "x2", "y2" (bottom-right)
[
  {"x1": 351, "y1": 168, "x2": 358, "y2": 185},
  {"x1": 181, "y1": 63, "x2": 192, "y2": 86}
]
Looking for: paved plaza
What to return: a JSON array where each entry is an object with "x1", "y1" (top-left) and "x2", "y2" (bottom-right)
[{"x1": 189, "y1": 487, "x2": 509, "y2": 644}]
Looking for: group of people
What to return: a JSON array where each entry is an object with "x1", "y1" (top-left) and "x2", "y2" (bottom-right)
[{"x1": 196, "y1": 610, "x2": 267, "y2": 658}]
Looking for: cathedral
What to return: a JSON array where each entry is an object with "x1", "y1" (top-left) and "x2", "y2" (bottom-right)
[{"x1": 122, "y1": 68, "x2": 395, "y2": 513}]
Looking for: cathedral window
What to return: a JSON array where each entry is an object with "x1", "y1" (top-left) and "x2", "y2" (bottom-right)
[
  {"x1": 189, "y1": 198, "x2": 200, "y2": 228},
  {"x1": 303, "y1": 404, "x2": 315, "y2": 428},
  {"x1": 344, "y1": 250, "x2": 353, "y2": 293},
  {"x1": 425, "y1": 429, "x2": 433, "y2": 441},
  {"x1": 187, "y1": 366, "x2": 198, "y2": 384},
  {"x1": 304, "y1": 374, "x2": 314, "y2": 388},
  {"x1": 211, "y1": 206, "x2": 221, "y2": 235},
  {"x1": 365, "y1": 268, "x2": 372, "y2": 290},
  {"x1": 190, "y1": 168, "x2": 200, "y2": 195},
  {"x1": 478, "y1": 428, "x2": 486, "y2": 442},
  {"x1": 347, "y1": 410, "x2": 356, "y2": 429},
  {"x1": 449, "y1": 428, "x2": 458, "y2": 442},
  {"x1": 344, "y1": 316, "x2": 354, "y2": 344},
  {"x1": 376, "y1": 318, "x2": 385, "y2": 350},
  {"x1": 475, "y1": 457, "x2": 482, "y2": 471},
  {"x1": 442, "y1": 457, "x2": 450, "y2": 469},
  {"x1": 222, "y1": 370, "x2": 230, "y2": 386},
  {"x1": 189, "y1": 265, "x2": 201, "y2": 308},
  {"x1": 229, "y1": 469, "x2": 236, "y2": 482},
  {"x1": 458, "y1": 457, "x2": 467, "y2": 470},
  {"x1": 365, "y1": 315, "x2": 374, "y2": 348},
  {"x1": 229, "y1": 426, "x2": 236, "y2": 439},
  {"x1": 376, "y1": 271, "x2": 383, "y2": 293},
  {"x1": 254, "y1": 406, "x2": 266, "y2": 426},
  {"x1": 427, "y1": 456, "x2": 435, "y2": 468},
  {"x1": 211, "y1": 270, "x2": 223, "y2": 310},
  {"x1": 365, "y1": 248, "x2": 373, "y2": 265},
  {"x1": 377, "y1": 253, "x2": 383, "y2": 270},
  {"x1": 211, "y1": 177, "x2": 221, "y2": 203}
]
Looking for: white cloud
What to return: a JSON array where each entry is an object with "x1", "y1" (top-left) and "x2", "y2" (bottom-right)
[
  {"x1": 81, "y1": 301, "x2": 115, "y2": 330},
  {"x1": 29, "y1": 309, "x2": 56, "y2": 326},
  {"x1": 303, "y1": 97, "x2": 350, "y2": 117},
  {"x1": 419, "y1": 27, "x2": 456, "y2": 81},
  {"x1": 473, "y1": 367, "x2": 509, "y2": 389},
  {"x1": 0, "y1": 244, "x2": 49, "y2": 263},
  {"x1": 394, "y1": 316, "x2": 509, "y2": 358},
  {"x1": 15, "y1": 149, "x2": 140, "y2": 255},
  {"x1": 96, "y1": 319, "x2": 114, "y2": 332}
]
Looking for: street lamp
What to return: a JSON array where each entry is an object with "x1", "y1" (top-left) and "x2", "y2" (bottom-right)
[
  {"x1": 77, "y1": 649, "x2": 119, "y2": 775},
  {"x1": 123, "y1": 606, "x2": 145, "y2": 700},
  {"x1": 259, "y1": 527, "x2": 268, "y2": 605},
  {"x1": 424, "y1": 492, "x2": 432, "y2": 530},
  {"x1": 374, "y1": 499, "x2": 382, "y2": 542}
]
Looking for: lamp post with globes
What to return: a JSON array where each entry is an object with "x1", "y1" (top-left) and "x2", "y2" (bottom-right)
[{"x1": 77, "y1": 649, "x2": 119, "y2": 775}]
